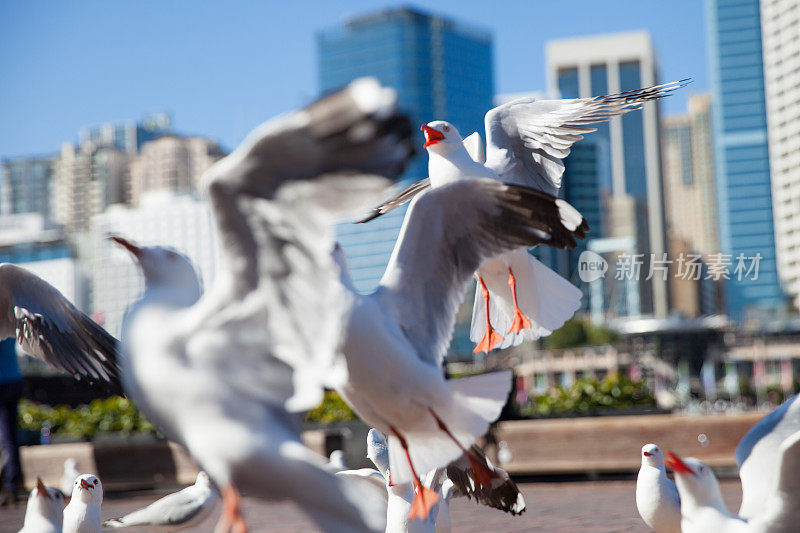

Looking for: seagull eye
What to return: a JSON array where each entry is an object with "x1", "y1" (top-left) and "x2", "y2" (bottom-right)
[
  {"x1": 93, "y1": 479, "x2": 98, "y2": 485},
  {"x1": 442, "y1": 125, "x2": 450, "y2": 133}
]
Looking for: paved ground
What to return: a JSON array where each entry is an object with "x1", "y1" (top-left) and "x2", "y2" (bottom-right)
[{"x1": 0, "y1": 479, "x2": 743, "y2": 532}]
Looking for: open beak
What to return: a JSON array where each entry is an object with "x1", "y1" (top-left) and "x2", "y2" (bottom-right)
[
  {"x1": 421, "y1": 124, "x2": 445, "y2": 148},
  {"x1": 108, "y1": 235, "x2": 142, "y2": 259},
  {"x1": 79, "y1": 479, "x2": 92, "y2": 490},
  {"x1": 36, "y1": 477, "x2": 49, "y2": 499},
  {"x1": 664, "y1": 451, "x2": 696, "y2": 476},
  {"x1": 643, "y1": 451, "x2": 653, "y2": 457}
]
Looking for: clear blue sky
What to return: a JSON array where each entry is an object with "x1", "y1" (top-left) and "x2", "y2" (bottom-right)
[{"x1": 1, "y1": 0, "x2": 707, "y2": 159}]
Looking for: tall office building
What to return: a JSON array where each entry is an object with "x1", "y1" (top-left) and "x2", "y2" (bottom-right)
[
  {"x1": 129, "y1": 135, "x2": 225, "y2": 206},
  {"x1": 317, "y1": 7, "x2": 493, "y2": 291},
  {"x1": 547, "y1": 31, "x2": 669, "y2": 317},
  {"x1": 1, "y1": 154, "x2": 57, "y2": 218},
  {"x1": 707, "y1": 0, "x2": 784, "y2": 319},
  {"x1": 662, "y1": 94, "x2": 719, "y2": 257},
  {"x1": 761, "y1": 0, "x2": 800, "y2": 310}
]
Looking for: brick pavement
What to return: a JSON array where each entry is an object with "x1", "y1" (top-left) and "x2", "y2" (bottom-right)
[{"x1": 0, "y1": 479, "x2": 743, "y2": 532}]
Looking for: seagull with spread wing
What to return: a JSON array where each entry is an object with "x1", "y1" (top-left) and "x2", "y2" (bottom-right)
[
  {"x1": 359, "y1": 80, "x2": 689, "y2": 353},
  {"x1": 0, "y1": 264, "x2": 120, "y2": 384},
  {"x1": 114, "y1": 78, "x2": 415, "y2": 533},
  {"x1": 335, "y1": 176, "x2": 588, "y2": 519}
]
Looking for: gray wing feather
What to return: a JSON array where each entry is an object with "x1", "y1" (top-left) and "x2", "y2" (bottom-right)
[
  {"x1": 376, "y1": 179, "x2": 588, "y2": 367},
  {"x1": 356, "y1": 178, "x2": 431, "y2": 223},
  {"x1": 1, "y1": 263, "x2": 120, "y2": 385},
  {"x1": 445, "y1": 446, "x2": 526, "y2": 515},
  {"x1": 485, "y1": 79, "x2": 690, "y2": 195}
]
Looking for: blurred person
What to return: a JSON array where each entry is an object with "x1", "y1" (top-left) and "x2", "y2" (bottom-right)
[{"x1": 0, "y1": 337, "x2": 24, "y2": 506}]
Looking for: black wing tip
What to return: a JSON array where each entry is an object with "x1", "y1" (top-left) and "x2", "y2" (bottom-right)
[{"x1": 355, "y1": 211, "x2": 382, "y2": 224}]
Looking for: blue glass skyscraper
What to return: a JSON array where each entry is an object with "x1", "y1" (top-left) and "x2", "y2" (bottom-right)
[
  {"x1": 706, "y1": 0, "x2": 784, "y2": 319},
  {"x1": 318, "y1": 7, "x2": 493, "y2": 291}
]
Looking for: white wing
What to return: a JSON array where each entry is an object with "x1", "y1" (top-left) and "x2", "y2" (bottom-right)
[
  {"x1": 484, "y1": 80, "x2": 689, "y2": 195},
  {"x1": 0, "y1": 263, "x2": 120, "y2": 384},
  {"x1": 376, "y1": 179, "x2": 588, "y2": 367},
  {"x1": 463, "y1": 132, "x2": 485, "y2": 164},
  {"x1": 184, "y1": 78, "x2": 414, "y2": 412},
  {"x1": 737, "y1": 394, "x2": 800, "y2": 518}
]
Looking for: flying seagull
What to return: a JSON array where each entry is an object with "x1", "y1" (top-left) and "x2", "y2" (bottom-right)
[{"x1": 359, "y1": 80, "x2": 688, "y2": 353}]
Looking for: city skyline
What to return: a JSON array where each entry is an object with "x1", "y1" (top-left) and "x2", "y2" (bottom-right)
[{"x1": 1, "y1": 1, "x2": 707, "y2": 161}]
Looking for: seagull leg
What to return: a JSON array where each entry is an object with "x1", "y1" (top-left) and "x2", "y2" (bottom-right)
[
  {"x1": 473, "y1": 277, "x2": 503, "y2": 353},
  {"x1": 507, "y1": 268, "x2": 531, "y2": 334},
  {"x1": 390, "y1": 426, "x2": 438, "y2": 520},
  {"x1": 214, "y1": 485, "x2": 248, "y2": 533},
  {"x1": 428, "y1": 409, "x2": 499, "y2": 489}
]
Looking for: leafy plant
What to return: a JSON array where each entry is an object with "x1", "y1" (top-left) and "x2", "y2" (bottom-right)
[
  {"x1": 521, "y1": 373, "x2": 655, "y2": 417},
  {"x1": 545, "y1": 317, "x2": 618, "y2": 349},
  {"x1": 18, "y1": 396, "x2": 155, "y2": 439},
  {"x1": 306, "y1": 390, "x2": 357, "y2": 424}
]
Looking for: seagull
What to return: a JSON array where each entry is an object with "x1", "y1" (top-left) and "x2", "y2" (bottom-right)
[
  {"x1": 0, "y1": 263, "x2": 120, "y2": 384},
  {"x1": 358, "y1": 80, "x2": 688, "y2": 353},
  {"x1": 663, "y1": 452, "x2": 743, "y2": 533},
  {"x1": 324, "y1": 450, "x2": 348, "y2": 473},
  {"x1": 635, "y1": 444, "x2": 680, "y2": 533},
  {"x1": 18, "y1": 477, "x2": 65, "y2": 533},
  {"x1": 736, "y1": 394, "x2": 799, "y2": 519},
  {"x1": 335, "y1": 176, "x2": 588, "y2": 518},
  {"x1": 337, "y1": 428, "x2": 436, "y2": 533},
  {"x1": 114, "y1": 77, "x2": 414, "y2": 533},
  {"x1": 63, "y1": 474, "x2": 103, "y2": 533},
  {"x1": 104, "y1": 471, "x2": 219, "y2": 531},
  {"x1": 61, "y1": 458, "x2": 81, "y2": 497}
]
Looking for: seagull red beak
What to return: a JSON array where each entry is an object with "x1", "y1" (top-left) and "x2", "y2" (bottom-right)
[
  {"x1": 108, "y1": 235, "x2": 143, "y2": 259},
  {"x1": 643, "y1": 451, "x2": 653, "y2": 457},
  {"x1": 664, "y1": 451, "x2": 696, "y2": 476},
  {"x1": 79, "y1": 479, "x2": 92, "y2": 490},
  {"x1": 36, "y1": 477, "x2": 50, "y2": 499},
  {"x1": 421, "y1": 124, "x2": 445, "y2": 148}
]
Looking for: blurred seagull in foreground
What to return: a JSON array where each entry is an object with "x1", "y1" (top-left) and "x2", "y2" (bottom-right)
[
  {"x1": 63, "y1": 474, "x2": 103, "y2": 533},
  {"x1": 359, "y1": 80, "x2": 688, "y2": 353},
  {"x1": 18, "y1": 477, "x2": 65, "y2": 533},
  {"x1": 635, "y1": 444, "x2": 680, "y2": 533},
  {"x1": 0, "y1": 264, "x2": 120, "y2": 384},
  {"x1": 104, "y1": 471, "x2": 219, "y2": 531},
  {"x1": 335, "y1": 175, "x2": 588, "y2": 517},
  {"x1": 114, "y1": 77, "x2": 414, "y2": 533}
]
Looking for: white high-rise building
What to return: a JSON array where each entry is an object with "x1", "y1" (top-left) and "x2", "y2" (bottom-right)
[
  {"x1": 89, "y1": 191, "x2": 216, "y2": 337},
  {"x1": 129, "y1": 135, "x2": 224, "y2": 206},
  {"x1": 547, "y1": 31, "x2": 669, "y2": 317},
  {"x1": 761, "y1": 0, "x2": 800, "y2": 309}
]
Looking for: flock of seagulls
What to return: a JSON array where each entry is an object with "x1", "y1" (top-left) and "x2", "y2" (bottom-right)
[
  {"x1": 636, "y1": 393, "x2": 800, "y2": 532},
  {"x1": 3, "y1": 76, "x2": 701, "y2": 532}
]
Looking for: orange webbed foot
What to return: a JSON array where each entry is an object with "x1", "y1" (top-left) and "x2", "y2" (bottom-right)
[
  {"x1": 473, "y1": 325, "x2": 503, "y2": 353},
  {"x1": 508, "y1": 309, "x2": 531, "y2": 334},
  {"x1": 408, "y1": 483, "x2": 439, "y2": 521}
]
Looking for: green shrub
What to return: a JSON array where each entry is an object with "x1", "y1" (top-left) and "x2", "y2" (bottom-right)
[
  {"x1": 521, "y1": 373, "x2": 655, "y2": 418},
  {"x1": 545, "y1": 317, "x2": 618, "y2": 349},
  {"x1": 306, "y1": 390, "x2": 357, "y2": 424},
  {"x1": 18, "y1": 396, "x2": 155, "y2": 439}
]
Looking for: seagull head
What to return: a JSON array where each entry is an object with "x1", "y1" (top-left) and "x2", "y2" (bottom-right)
[
  {"x1": 641, "y1": 443, "x2": 663, "y2": 466},
  {"x1": 71, "y1": 474, "x2": 103, "y2": 506},
  {"x1": 109, "y1": 235, "x2": 202, "y2": 304},
  {"x1": 366, "y1": 428, "x2": 390, "y2": 478},
  {"x1": 421, "y1": 121, "x2": 463, "y2": 155},
  {"x1": 664, "y1": 452, "x2": 723, "y2": 509},
  {"x1": 29, "y1": 477, "x2": 65, "y2": 524}
]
